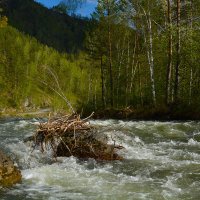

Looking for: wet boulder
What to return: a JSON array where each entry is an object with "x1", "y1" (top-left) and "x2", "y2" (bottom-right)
[{"x1": 0, "y1": 150, "x2": 22, "y2": 187}]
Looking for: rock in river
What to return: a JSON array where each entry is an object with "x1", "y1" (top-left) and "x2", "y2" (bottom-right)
[{"x1": 0, "y1": 150, "x2": 22, "y2": 187}]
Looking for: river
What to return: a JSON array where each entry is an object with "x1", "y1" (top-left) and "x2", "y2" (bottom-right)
[{"x1": 0, "y1": 118, "x2": 200, "y2": 200}]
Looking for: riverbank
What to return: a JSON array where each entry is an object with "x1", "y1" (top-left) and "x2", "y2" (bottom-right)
[
  {"x1": 0, "y1": 108, "x2": 55, "y2": 119},
  {"x1": 1, "y1": 104, "x2": 200, "y2": 121},
  {"x1": 92, "y1": 105, "x2": 200, "y2": 121}
]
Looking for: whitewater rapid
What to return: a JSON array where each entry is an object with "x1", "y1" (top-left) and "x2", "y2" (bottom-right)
[{"x1": 0, "y1": 118, "x2": 200, "y2": 199}]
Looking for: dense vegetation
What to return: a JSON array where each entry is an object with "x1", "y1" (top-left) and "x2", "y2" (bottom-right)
[
  {"x1": 85, "y1": 0, "x2": 200, "y2": 118},
  {"x1": 0, "y1": 0, "x2": 89, "y2": 53},
  {"x1": 0, "y1": 24, "x2": 100, "y2": 112},
  {"x1": 0, "y1": 0, "x2": 200, "y2": 119}
]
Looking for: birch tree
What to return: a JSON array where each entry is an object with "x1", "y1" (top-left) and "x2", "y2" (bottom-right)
[
  {"x1": 165, "y1": 0, "x2": 173, "y2": 104},
  {"x1": 136, "y1": 1, "x2": 157, "y2": 106}
]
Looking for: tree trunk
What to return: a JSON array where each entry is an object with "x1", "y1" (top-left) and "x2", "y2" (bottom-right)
[
  {"x1": 138, "y1": 63, "x2": 143, "y2": 106},
  {"x1": 100, "y1": 55, "x2": 106, "y2": 108},
  {"x1": 129, "y1": 34, "x2": 138, "y2": 95},
  {"x1": 165, "y1": 0, "x2": 173, "y2": 105},
  {"x1": 107, "y1": 1, "x2": 114, "y2": 107},
  {"x1": 174, "y1": 0, "x2": 181, "y2": 103},
  {"x1": 125, "y1": 38, "x2": 130, "y2": 106},
  {"x1": 148, "y1": 12, "x2": 156, "y2": 106},
  {"x1": 141, "y1": 5, "x2": 156, "y2": 106},
  {"x1": 189, "y1": 0, "x2": 193, "y2": 105},
  {"x1": 87, "y1": 68, "x2": 92, "y2": 104},
  {"x1": 94, "y1": 79, "x2": 97, "y2": 109},
  {"x1": 116, "y1": 37, "x2": 125, "y2": 108}
]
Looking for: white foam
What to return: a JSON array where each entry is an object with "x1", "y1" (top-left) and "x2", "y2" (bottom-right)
[
  {"x1": 1, "y1": 119, "x2": 200, "y2": 199},
  {"x1": 14, "y1": 120, "x2": 30, "y2": 129},
  {"x1": 188, "y1": 138, "x2": 200, "y2": 146}
]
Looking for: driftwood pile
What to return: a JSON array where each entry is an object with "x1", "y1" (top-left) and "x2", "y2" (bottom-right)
[{"x1": 31, "y1": 113, "x2": 123, "y2": 161}]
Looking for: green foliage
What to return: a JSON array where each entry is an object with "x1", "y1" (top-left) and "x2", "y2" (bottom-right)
[
  {"x1": 1, "y1": 0, "x2": 200, "y2": 118},
  {"x1": 0, "y1": 16, "x2": 7, "y2": 27},
  {"x1": 86, "y1": 0, "x2": 200, "y2": 114},
  {"x1": 52, "y1": 2, "x2": 68, "y2": 14},
  {"x1": 0, "y1": 0, "x2": 89, "y2": 53},
  {"x1": 0, "y1": 25, "x2": 100, "y2": 111},
  {"x1": 58, "y1": 0, "x2": 86, "y2": 15}
]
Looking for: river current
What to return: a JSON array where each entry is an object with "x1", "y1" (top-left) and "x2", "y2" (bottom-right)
[{"x1": 0, "y1": 118, "x2": 200, "y2": 200}]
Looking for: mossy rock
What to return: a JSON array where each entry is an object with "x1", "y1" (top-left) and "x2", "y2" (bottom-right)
[{"x1": 0, "y1": 150, "x2": 22, "y2": 187}]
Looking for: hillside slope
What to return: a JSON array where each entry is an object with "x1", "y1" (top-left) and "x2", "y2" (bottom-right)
[
  {"x1": 0, "y1": 0, "x2": 90, "y2": 53},
  {"x1": 0, "y1": 24, "x2": 100, "y2": 111}
]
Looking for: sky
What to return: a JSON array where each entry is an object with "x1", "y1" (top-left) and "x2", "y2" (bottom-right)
[{"x1": 35, "y1": 0, "x2": 97, "y2": 17}]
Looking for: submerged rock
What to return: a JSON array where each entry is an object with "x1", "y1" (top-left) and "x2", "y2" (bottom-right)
[{"x1": 0, "y1": 150, "x2": 22, "y2": 187}]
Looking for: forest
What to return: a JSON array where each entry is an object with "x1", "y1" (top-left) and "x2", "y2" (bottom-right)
[{"x1": 0, "y1": 0, "x2": 200, "y2": 119}]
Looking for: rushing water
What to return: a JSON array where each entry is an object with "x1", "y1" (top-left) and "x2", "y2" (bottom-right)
[{"x1": 0, "y1": 118, "x2": 200, "y2": 200}]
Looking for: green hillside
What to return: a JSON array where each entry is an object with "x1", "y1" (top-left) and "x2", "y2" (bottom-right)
[
  {"x1": 0, "y1": 24, "x2": 100, "y2": 112},
  {"x1": 0, "y1": 0, "x2": 89, "y2": 53}
]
